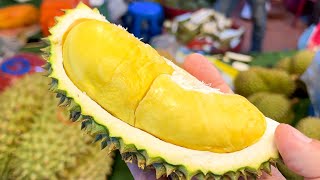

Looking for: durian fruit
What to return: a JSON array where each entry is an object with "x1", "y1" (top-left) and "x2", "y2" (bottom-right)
[
  {"x1": 276, "y1": 50, "x2": 315, "y2": 76},
  {"x1": 234, "y1": 67, "x2": 295, "y2": 97},
  {"x1": 43, "y1": 3, "x2": 281, "y2": 179},
  {"x1": 0, "y1": 75, "x2": 49, "y2": 177},
  {"x1": 248, "y1": 92, "x2": 294, "y2": 124},
  {"x1": 275, "y1": 57, "x2": 291, "y2": 73},
  {"x1": 0, "y1": 74, "x2": 113, "y2": 180},
  {"x1": 295, "y1": 117, "x2": 320, "y2": 140}
]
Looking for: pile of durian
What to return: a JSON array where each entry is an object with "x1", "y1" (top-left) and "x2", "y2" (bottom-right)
[
  {"x1": 0, "y1": 74, "x2": 114, "y2": 179},
  {"x1": 234, "y1": 49, "x2": 316, "y2": 125},
  {"x1": 234, "y1": 49, "x2": 320, "y2": 179}
]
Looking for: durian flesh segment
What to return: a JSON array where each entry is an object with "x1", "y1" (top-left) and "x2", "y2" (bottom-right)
[
  {"x1": 63, "y1": 19, "x2": 174, "y2": 125},
  {"x1": 136, "y1": 74, "x2": 266, "y2": 153},
  {"x1": 62, "y1": 19, "x2": 266, "y2": 153}
]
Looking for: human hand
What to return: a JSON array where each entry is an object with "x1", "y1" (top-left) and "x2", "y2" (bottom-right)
[
  {"x1": 260, "y1": 124, "x2": 320, "y2": 180},
  {"x1": 127, "y1": 53, "x2": 320, "y2": 180}
]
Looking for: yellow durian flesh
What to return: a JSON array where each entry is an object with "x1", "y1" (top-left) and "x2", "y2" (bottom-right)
[
  {"x1": 136, "y1": 75, "x2": 266, "y2": 153},
  {"x1": 62, "y1": 19, "x2": 266, "y2": 153},
  {"x1": 63, "y1": 19, "x2": 174, "y2": 125}
]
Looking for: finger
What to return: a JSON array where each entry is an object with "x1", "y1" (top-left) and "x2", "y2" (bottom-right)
[
  {"x1": 183, "y1": 53, "x2": 233, "y2": 93},
  {"x1": 275, "y1": 124, "x2": 320, "y2": 179},
  {"x1": 259, "y1": 166, "x2": 286, "y2": 180}
]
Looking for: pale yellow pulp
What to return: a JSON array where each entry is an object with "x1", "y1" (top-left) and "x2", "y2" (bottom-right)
[{"x1": 62, "y1": 19, "x2": 266, "y2": 153}]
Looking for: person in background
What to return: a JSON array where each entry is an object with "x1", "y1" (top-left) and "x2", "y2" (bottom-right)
[{"x1": 215, "y1": 0, "x2": 267, "y2": 52}]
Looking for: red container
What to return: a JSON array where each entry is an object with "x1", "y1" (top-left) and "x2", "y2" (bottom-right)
[{"x1": 40, "y1": 0, "x2": 90, "y2": 36}]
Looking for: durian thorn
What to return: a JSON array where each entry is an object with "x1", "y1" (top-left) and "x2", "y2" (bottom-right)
[
  {"x1": 49, "y1": 78, "x2": 58, "y2": 86},
  {"x1": 108, "y1": 137, "x2": 120, "y2": 152},
  {"x1": 164, "y1": 163, "x2": 176, "y2": 177},
  {"x1": 153, "y1": 163, "x2": 166, "y2": 179},
  {"x1": 239, "y1": 169, "x2": 248, "y2": 180},
  {"x1": 175, "y1": 171, "x2": 185, "y2": 180},
  {"x1": 41, "y1": 62, "x2": 51, "y2": 70},
  {"x1": 225, "y1": 171, "x2": 240, "y2": 180},
  {"x1": 119, "y1": 140, "x2": 137, "y2": 153},
  {"x1": 48, "y1": 81, "x2": 57, "y2": 91},
  {"x1": 194, "y1": 173, "x2": 205, "y2": 180},
  {"x1": 88, "y1": 122, "x2": 108, "y2": 136},
  {"x1": 41, "y1": 37, "x2": 50, "y2": 45},
  {"x1": 262, "y1": 162, "x2": 272, "y2": 175},
  {"x1": 42, "y1": 54, "x2": 50, "y2": 60},
  {"x1": 61, "y1": 98, "x2": 72, "y2": 107},
  {"x1": 81, "y1": 119, "x2": 92, "y2": 130},
  {"x1": 43, "y1": 68, "x2": 53, "y2": 77},
  {"x1": 205, "y1": 172, "x2": 220, "y2": 180},
  {"x1": 101, "y1": 139, "x2": 109, "y2": 150},
  {"x1": 40, "y1": 47, "x2": 50, "y2": 53},
  {"x1": 93, "y1": 134, "x2": 105, "y2": 143},
  {"x1": 122, "y1": 152, "x2": 135, "y2": 163},
  {"x1": 169, "y1": 171, "x2": 185, "y2": 180},
  {"x1": 70, "y1": 110, "x2": 81, "y2": 122},
  {"x1": 58, "y1": 95, "x2": 66, "y2": 106},
  {"x1": 135, "y1": 153, "x2": 146, "y2": 169}
]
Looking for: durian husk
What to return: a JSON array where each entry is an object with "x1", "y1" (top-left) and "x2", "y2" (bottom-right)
[
  {"x1": 42, "y1": 42, "x2": 276, "y2": 180},
  {"x1": 41, "y1": 4, "x2": 280, "y2": 179}
]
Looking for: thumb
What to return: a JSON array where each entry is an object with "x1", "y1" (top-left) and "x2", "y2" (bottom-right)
[{"x1": 275, "y1": 124, "x2": 320, "y2": 179}]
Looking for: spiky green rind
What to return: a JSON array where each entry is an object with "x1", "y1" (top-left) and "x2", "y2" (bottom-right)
[
  {"x1": 0, "y1": 75, "x2": 50, "y2": 179},
  {"x1": 275, "y1": 50, "x2": 315, "y2": 76},
  {"x1": 43, "y1": 50, "x2": 278, "y2": 179},
  {"x1": 234, "y1": 69, "x2": 269, "y2": 97},
  {"x1": 0, "y1": 74, "x2": 114, "y2": 179},
  {"x1": 295, "y1": 117, "x2": 320, "y2": 140},
  {"x1": 248, "y1": 92, "x2": 294, "y2": 124},
  {"x1": 234, "y1": 67, "x2": 296, "y2": 97}
]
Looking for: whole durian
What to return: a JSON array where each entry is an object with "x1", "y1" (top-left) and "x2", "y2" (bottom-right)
[
  {"x1": 276, "y1": 50, "x2": 315, "y2": 76},
  {"x1": 248, "y1": 92, "x2": 294, "y2": 124},
  {"x1": 295, "y1": 117, "x2": 320, "y2": 140},
  {"x1": 234, "y1": 67, "x2": 295, "y2": 97},
  {"x1": 0, "y1": 75, "x2": 49, "y2": 177},
  {"x1": 0, "y1": 74, "x2": 114, "y2": 180}
]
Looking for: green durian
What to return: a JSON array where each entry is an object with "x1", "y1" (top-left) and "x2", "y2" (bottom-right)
[
  {"x1": 0, "y1": 74, "x2": 114, "y2": 179},
  {"x1": 248, "y1": 92, "x2": 294, "y2": 124},
  {"x1": 234, "y1": 67, "x2": 295, "y2": 97},
  {"x1": 276, "y1": 50, "x2": 315, "y2": 76},
  {"x1": 295, "y1": 117, "x2": 320, "y2": 140}
]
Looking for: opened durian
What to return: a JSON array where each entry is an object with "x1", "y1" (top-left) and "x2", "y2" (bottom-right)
[{"x1": 43, "y1": 3, "x2": 280, "y2": 179}]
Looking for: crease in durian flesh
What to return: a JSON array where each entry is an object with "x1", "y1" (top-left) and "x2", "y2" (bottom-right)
[{"x1": 62, "y1": 19, "x2": 266, "y2": 153}]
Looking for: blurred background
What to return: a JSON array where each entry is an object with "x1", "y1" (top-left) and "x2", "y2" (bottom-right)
[{"x1": 0, "y1": 0, "x2": 319, "y2": 179}]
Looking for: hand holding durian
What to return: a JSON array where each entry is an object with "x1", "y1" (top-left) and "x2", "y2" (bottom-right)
[
  {"x1": 43, "y1": 3, "x2": 320, "y2": 180},
  {"x1": 128, "y1": 54, "x2": 320, "y2": 180}
]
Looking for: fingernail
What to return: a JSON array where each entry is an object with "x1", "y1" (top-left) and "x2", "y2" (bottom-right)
[{"x1": 291, "y1": 126, "x2": 312, "y2": 143}]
